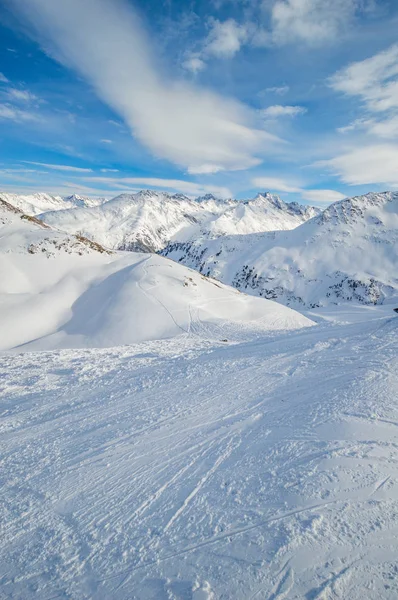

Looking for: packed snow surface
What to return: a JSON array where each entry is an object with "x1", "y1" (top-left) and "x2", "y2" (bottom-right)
[{"x1": 1, "y1": 306, "x2": 398, "y2": 598}]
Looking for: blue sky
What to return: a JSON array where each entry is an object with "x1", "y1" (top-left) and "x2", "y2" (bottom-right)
[{"x1": 1, "y1": 0, "x2": 398, "y2": 205}]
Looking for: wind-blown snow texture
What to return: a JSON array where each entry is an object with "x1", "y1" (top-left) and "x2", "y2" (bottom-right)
[
  {"x1": 163, "y1": 192, "x2": 398, "y2": 308},
  {"x1": 1, "y1": 307, "x2": 398, "y2": 599},
  {"x1": 39, "y1": 191, "x2": 319, "y2": 252}
]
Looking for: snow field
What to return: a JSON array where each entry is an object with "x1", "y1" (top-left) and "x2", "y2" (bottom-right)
[{"x1": 1, "y1": 309, "x2": 398, "y2": 598}]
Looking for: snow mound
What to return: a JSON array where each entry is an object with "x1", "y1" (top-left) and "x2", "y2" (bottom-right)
[
  {"x1": 163, "y1": 191, "x2": 398, "y2": 308},
  {"x1": 1, "y1": 251, "x2": 314, "y2": 351}
]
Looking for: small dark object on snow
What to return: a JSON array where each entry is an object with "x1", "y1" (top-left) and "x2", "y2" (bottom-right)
[{"x1": 393, "y1": 308, "x2": 398, "y2": 314}]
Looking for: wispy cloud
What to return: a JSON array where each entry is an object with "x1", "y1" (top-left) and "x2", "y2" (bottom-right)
[
  {"x1": 300, "y1": 189, "x2": 346, "y2": 203},
  {"x1": 22, "y1": 161, "x2": 93, "y2": 173},
  {"x1": 0, "y1": 73, "x2": 9, "y2": 83},
  {"x1": 330, "y1": 43, "x2": 398, "y2": 143},
  {"x1": 325, "y1": 44, "x2": 398, "y2": 187},
  {"x1": 262, "y1": 105, "x2": 307, "y2": 118},
  {"x1": 265, "y1": 86, "x2": 290, "y2": 95},
  {"x1": 319, "y1": 144, "x2": 398, "y2": 187},
  {"x1": 329, "y1": 44, "x2": 398, "y2": 113},
  {"x1": 252, "y1": 176, "x2": 302, "y2": 193},
  {"x1": 0, "y1": 104, "x2": 40, "y2": 122},
  {"x1": 269, "y1": 0, "x2": 375, "y2": 46},
  {"x1": 11, "y1": 0, "x2": 276, "y2": 174},
  {"x1": 5, "y1": 88, "x2": 38, "y2": 103}
]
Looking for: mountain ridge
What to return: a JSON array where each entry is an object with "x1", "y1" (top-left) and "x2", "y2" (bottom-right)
[
  {"x1": 38, "y1": 189, "x2": 319, "y2": 252},
  {"x1": 162, "y1": 191, "x2": 398, "y2": 308}
]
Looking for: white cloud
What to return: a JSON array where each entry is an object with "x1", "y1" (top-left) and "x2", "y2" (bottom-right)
[
  {"x1": 22, "y1": 161, "x2": 93, "y2": 173},
  {"x1": 181, "y1": 56, "x2": 206, "y2": 74},
  {"x1": 100, "y1": 138, "x2": 113, "y2": 144},
  {"x1": 83, "y1": 176, "x2": 232, "y2": 198},
  {"x1": 300, "y1": 189, "x2": 346, "y2": 204},
  {"x1": 204, "y1": 19, "x2": 249, "y2": 59},
  {"x1": 331, "y1": 43, "x2": 398, "y2": 145},
  {"x1": 262, "y1": 104, "x2": 306, "y2": 118},
  {"x1": 0, "y1": 73, "x2": 9, "y2": 83},
  {"x1": 341, "y1": 115, "x2": 398, "y2": 138},
  {"x1": 0, "y1": 168, "x2": 39, "y2": 175},
  {"x1": 269, "y1": 0, "x2": 373, "y2": 46},
  {"x1": 265, "y1": 85, "x2": 290, "y2": 95},
  {"x1": 185, "y1": 0, "x2": 372, "y2": 70},
  {"x1": 337, "y1": 117, "x2": 372, "y2": 134},
  {"x1": 329, "y1": 44, "x2": 398, "y2": 113},
  {"x1": 252, "y1": 176, "x2": 302, "y2": 193},
  {"x1": 101, "y1": 168, "x2": 119, "y2": 173},
  {"x1": 320, "y1": 144, "x2": 398, "y2": 187},
  {"x1": 0, "y1": 104, "x2": 39, "y2": 122},
  {"x1": 367, "y1": 116, "x2": 398, "y2": 138},
  {"x1": 5, "y1": 88, "x2": 38, "y2": 103},
  {"x1": 12, "y1": 0, "x2": 275, "y2": 174}
]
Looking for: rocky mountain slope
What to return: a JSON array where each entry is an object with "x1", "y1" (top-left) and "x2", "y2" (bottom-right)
[
  {"x1": 0, "y1": 196, "x2": 109, "y2": 257},
  {"x1": 162, "y1": 192, "x2": 398, "y2": 308},
  {"x1": 38, "y1": 190, "x2": 319, "y2": 252}
]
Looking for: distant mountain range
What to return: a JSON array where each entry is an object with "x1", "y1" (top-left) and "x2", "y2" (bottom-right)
[
  {"x1": 2, "y1": 188, "x2": 397, "y2": 308},
  {"x1": 0, "y1": 192, "x2": 106, "y2": 215},
  {"x1": 37, "y1": 190, "x2": 320, "y2": 252}
]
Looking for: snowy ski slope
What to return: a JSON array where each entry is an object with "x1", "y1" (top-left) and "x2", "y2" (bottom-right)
[{"x1": 1, "y1": 307, "x2": 398, "y2": 599}]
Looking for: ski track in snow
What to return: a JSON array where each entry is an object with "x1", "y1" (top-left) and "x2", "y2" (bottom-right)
[{"x1": 1, "y1": 311, "x2": 398, "y2": 599}]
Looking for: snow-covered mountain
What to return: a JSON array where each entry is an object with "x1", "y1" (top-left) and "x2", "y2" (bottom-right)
[
  {"x1": 0, "y1": 196, "x2": 110, "y2": 257},
  {"x1": 0, "y1": 197, "x2": 313, "y2": 351},
  {"x1": 162, "y1": 191, "x2": 398, "y2": 308},
  {"x1": 38, "y1": 190, "x2": 319, "y2": 252},
  {"x1": 0, "y1": 191, "x2": 106, "y2": 215}
]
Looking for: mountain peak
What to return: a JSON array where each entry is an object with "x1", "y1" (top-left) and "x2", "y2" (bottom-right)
[
  {"x1": 316, "y1": 191, "x2": 398, "y2": 227},
  {"x1": 248, "y1": 192, "x2": 285, "y2": 208}
]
